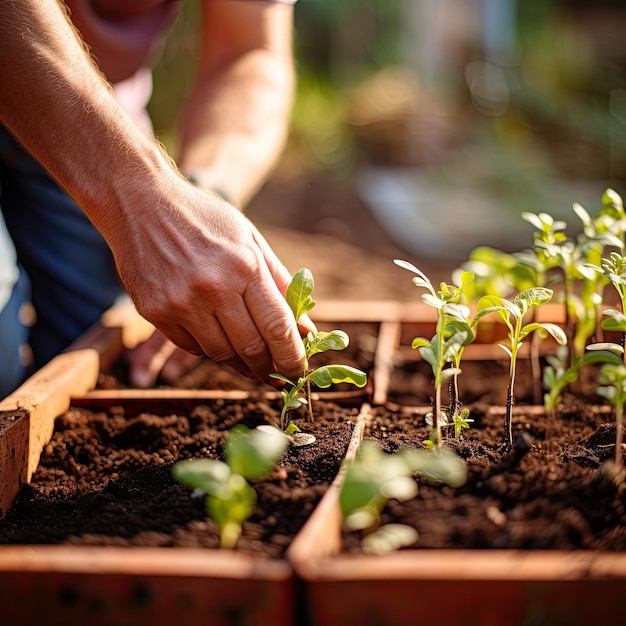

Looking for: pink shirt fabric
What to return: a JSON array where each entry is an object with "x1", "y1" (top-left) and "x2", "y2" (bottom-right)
[{"x1": 66, "y1": 0, "x2": 296, "y2": 127}]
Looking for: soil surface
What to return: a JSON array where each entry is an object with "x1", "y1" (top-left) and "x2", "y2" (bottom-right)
[
  {"x1": 0, "y1": 399, "x2": 358, "y2": 558},
  {"x1": 2, "y1": 177, "x2": 625, "y2": 556},
  {"x1": 343, "y1": 398, "x2": 626, "y2": 552}
]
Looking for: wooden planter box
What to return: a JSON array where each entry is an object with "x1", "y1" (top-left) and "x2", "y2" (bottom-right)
[
  {"x1": 286, "y1": 300, "x2": 626, "y2": 626},
  {"x1": 2, "y1": 298, "x2": 625, "y2": 625},
  {"x1": 0, "y1": 300, "x2": 367, "y2": 626}
]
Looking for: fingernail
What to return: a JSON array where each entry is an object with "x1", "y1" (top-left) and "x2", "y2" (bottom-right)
[{"x1": 131, "y1": 369, "x2": 153, "y2": 388}]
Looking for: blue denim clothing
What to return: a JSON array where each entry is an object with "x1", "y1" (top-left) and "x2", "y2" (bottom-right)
[{"x1": 0, "y1": 126, "x2": 124, "y2": 397}]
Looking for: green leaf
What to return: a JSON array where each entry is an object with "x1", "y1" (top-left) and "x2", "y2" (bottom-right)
[
  {"x1": 286, "y1": 268, "x2": 316, "y2": 322},
  {"x1": 422, "y1": 293, "x2": 444, "y2": 309},
  {"x1": 206, "y1": 473, "x2": 257, "y2": 549},
  {"x1": 475, "y1": 295, "x2": 510, "y2": 325},
  {"x1": 540, "y1": 322, "x2": 567, "y2": 345},
  {"x1": 224, "y1": 425, "x2": 289, "y2": 480},
  {"x1": 441, "y1": 367, "x2": 461, "y2": 385},
  {"x1": 514, "y1": 287, "x2": 552, "y2": 314},
  {"x1": 600, "y1": 308, "x2": 626, "y2": 332},
  {"x1": 520, "y1": 322, "x2": 567, "y2": 345},
  {"x1": 411, "y1": 337, "x2": 431, "y2": 350},
  {"x1": 361, "y1": 524, "x2": 418, "y2": 555},
  {"x1": 269, "y1": 372, "x2": 294, "y2": 386},
  {"x1": 394, "y1": 259, "x2": 434, "y2": 292},
  {"x1": 418, "y1": 344, "x2": 439, "y2": 373},
  {"x1": 584, "y1": 347, "x2": 624, "y2": 365},
  {"x1": 307, "y1": 364, "x2": 368, "y2": 389},
  {"x1": 172, "y1": 459, "x2": 232, "y2": 499},
  {"x1": 400, "y1": 447, "x2": 468, "y2": 487},
  {"x1": 305, "y1": 329, "x2": 349, "y2": 357}
]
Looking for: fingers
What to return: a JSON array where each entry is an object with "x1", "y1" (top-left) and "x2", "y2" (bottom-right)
[
  {"x1": 127, "y1": 330, "x2": 203, "y2": 387},
  {"x1": 119, "y1": 191, "x2": 309, "y2": 385},
  {"x1": 160, "y1": 350, "x2": 203, "y2": 384},
  {"x1": 241, "y1": 275, "x2": 307, "y2": 381},
  {"x1": 298, "y1": 313, "x2": 317, "y2": 338},
  {"x1": 126, "y1": 331, "x2": 175, "y2": 387}
]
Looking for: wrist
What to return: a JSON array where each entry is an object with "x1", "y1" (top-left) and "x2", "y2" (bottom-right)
[{"x1": 184, "y1": 171, "x2": 233, "y2": 206}]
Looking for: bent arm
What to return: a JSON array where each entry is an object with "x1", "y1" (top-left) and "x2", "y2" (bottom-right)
[
  {"x1": 0, "y1": 0, "x2": 181, "y2": 244},
  {"x1": 0, "y1": 0, "x2": 308, "y2": 382},
  {"x1": 177, "y1": 0, "x2": 295, "y2": 208}
]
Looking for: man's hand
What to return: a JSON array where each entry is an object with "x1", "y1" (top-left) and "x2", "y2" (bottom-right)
[
  {"x1": 0, "y1": 0, "x2": 309, "y2": 383},
  {"x1": 112, "y1": 179, "x2": 314, "y2": 384}
]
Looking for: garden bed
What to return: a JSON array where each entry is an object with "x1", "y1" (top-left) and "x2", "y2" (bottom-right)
[
  {"x1": 286, "y1": 304, "x2": 626, "y2": 626},
  {"x1": 1, "y1": 298, "x2": 626, "y2": 626}
]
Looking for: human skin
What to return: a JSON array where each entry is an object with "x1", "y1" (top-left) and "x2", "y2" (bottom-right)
[
  {"x1": 129, "y1": 0, "x2": 310, "y2": 386},
  {"x1": 0, "y1": 0, "x2": 311, "y2": 384}
]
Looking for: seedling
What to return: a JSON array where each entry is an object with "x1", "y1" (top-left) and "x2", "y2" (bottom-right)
[
  {"x1": 172, "y1": 424, "x2": 289, "y2": 549},
  {"x1": 473, "y1": 288, "x2": 567, "y2": 450},
  {"x1": 339, "y1": 439, "x2": 467, "y2": 555},
  {"x1": 584, "y1": 250, "x2": 626, "y2": 467},
  {"x1": 395, "y1": 260, "x2": 475, "y2": 446},
  {"x1": 457, "y1": 191, "x2": 625, "y2": 411},
  {"x1": 425, "y1": 407, "x2": 474, "y2": 441},
  {"x1": 270, "y1": 268, "x2": 367, "y2": 433},
  {"x1": 585, "y1": 359, "x2": 626, "y2": 468},
  {"x1": 520, "y1": 195, "x2": 624, "y2": 410}
]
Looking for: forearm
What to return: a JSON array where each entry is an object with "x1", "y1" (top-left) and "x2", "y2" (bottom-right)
[
  {"x1": 176, "y1": 0, "x2": 295, "y2": 209},
  {"x1": 0, "y1": 0, "x2": 181, "y2": 243},
  {"x1": 178, "y1": 50, "x2": 294, "y2": 209}
]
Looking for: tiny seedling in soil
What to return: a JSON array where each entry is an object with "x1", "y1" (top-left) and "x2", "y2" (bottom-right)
[
  {"x1": 394, "y1": 260, "x2": 475, "y2": 447},
  {"x1": 339, "y1": 439, "x2": 467, "y2": 555},
  {"x1": 172, "y1": 424, "x2": 289, "y2": 549},
  {"x1": 457, "y1": 190, "x2": 625, "y2": 410},
  {"x1": 520, "y1": 196, "x2": 624, "y2": 410},
  {"x1": 473, "y1": 287, "x2": 567, "y2": 450},
  {"x1": 269, "y1": 268, "x2": 367, "y2": 440},
  {"x1": 584, "y1": 250, "x2": 626, "y2": 468}
]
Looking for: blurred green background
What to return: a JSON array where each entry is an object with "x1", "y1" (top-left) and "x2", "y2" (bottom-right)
[{"x1": 148, "y1": 0, "x2": 626, "y2": 259}]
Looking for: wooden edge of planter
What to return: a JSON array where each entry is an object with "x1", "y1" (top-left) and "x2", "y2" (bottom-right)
[
  {"x1": 0, "y1": 546, "x2": 295, "y2": 626},
  {"x1": 290, "y1": 548, "x2": 626, "y2": 582},
  {"x1": 0, "y1": 348, "x2": 101, "y2": 518},
  {"x1": 286, "y1": 403, "x2": 371, "y2": 565},
  {"x1": 312, "y1": 300, "x2": 565, "y2": 325},
  {"x1": 0, "y1": 544, "x2": 291, "y2": 579},
  {"x1": 70, "y1": 388, "x2": 371, "y2": 417}
]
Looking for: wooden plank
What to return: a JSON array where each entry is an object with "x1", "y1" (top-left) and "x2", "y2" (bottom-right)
[{"x1": 0, "y1": 349, "x2": 100, "y2": 518}]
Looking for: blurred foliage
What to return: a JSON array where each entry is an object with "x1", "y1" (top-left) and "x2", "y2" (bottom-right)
[{"x1": 147, "y1": 0, "x2": 626, "y2": 185}]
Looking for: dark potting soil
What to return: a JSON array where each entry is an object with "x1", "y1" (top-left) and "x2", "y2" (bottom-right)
[
  {"x1": 0, "y1": 399, "x2": 358, "y2": 559},
  {"x1": 342, "y1": 396, "x2": 626, "y2": 552}
]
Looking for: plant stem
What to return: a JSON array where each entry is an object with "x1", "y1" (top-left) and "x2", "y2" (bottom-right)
[
  {"x1": 505, "y1": 343, "x2": 519, "y2": 451},
  {"x1": 616, "y1": 402, "x2": 624, "y2": 466},
  {"x1": 221, "y1": 522, "x2": 241, "y2": 550},
  {"x1": 306, "y1": 379, "x2": 314, "y2": 423},
  {"x1": 279, "y1": 403, "x2": 288, "y2": 431},
  {"x1": 449, "y1": 367, "x2": 461, "y2": 418},
  {"x1": 530, "y1": 334, "x2": 542, "y2": 405},
  {"x1": 433, "y1": 384, "x2": 443, "y2": 448}
]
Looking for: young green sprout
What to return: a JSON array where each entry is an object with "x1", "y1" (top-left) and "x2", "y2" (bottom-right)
[
  {"x1": 473, "y1": 288, "x2": 567, "y2": 450},
  {"x1": 520, "y1": 193, "x2": 625, "y2": 411},
  {"x1": 339, "y1": 439, "x2": 467, "y2": 555},
  {"x1": 172, "y1": 425, "x2": 289, "y2": 549},
  {"x1": 425, "y1": 407, "x2": 474, "y2": 442},
  {"x1": 271, "y1": 268, "x2": 367, "y2": 432},
  {"x1": 395, "y1": 260, "x2": 475, "y2": 446},
  {"x1": 584, "y1": 250, "x2": 626, "y2": 467}
]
